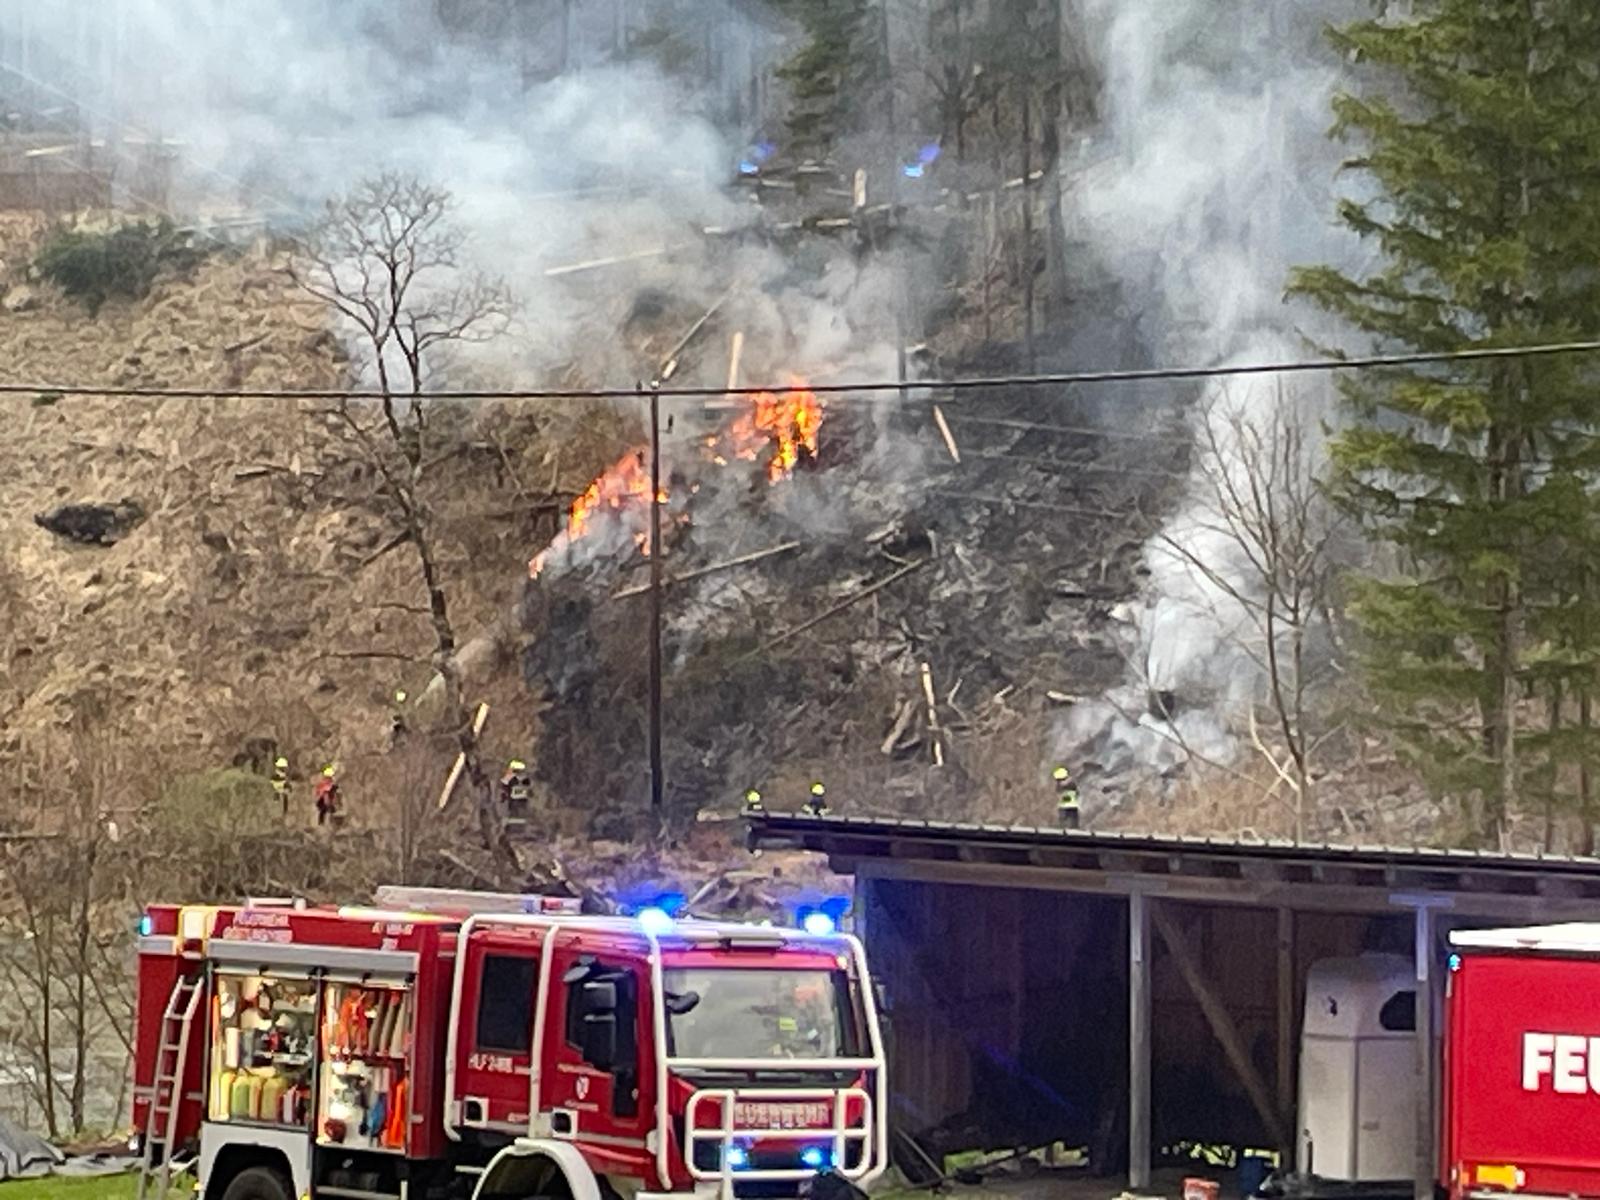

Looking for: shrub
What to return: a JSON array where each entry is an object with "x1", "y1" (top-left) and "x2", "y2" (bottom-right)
[{"x1": 35, "y1": 220, "x2": 207, "y2": 314}]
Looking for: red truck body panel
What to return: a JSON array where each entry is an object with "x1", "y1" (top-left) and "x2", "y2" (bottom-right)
[
  {"x1": 132, "y1": 891, "x2": 886, "y2": 1200},
  {"x1": 1445, "y1": 948, "x2": 1600, "y2": 1200}
]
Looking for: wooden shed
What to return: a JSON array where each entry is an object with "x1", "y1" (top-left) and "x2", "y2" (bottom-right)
[{"x1": 745, "y1": 813, "x2": 1600, "y2": 1200}]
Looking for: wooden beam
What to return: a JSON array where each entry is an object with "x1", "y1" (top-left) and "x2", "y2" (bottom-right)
[
  {"x1": 1129, "y1": 890, "x2": 1152, "y2": 1191},
  {"x1": 437, "y1": 702, "x2": 490, "y2": 810},
  {"x1": 1276, "y1": 907, "x2": 1296, "y2": 1161},
  {"x1": 1151, "y1": 902, "x2": 1289, "y2": 1150},
  {"x1": 842, "y1": 855, "x2": 1600, "y2": 921},
  {"x1": 1412, "y1": 904, "x2": 1437, "y2": 1200}
]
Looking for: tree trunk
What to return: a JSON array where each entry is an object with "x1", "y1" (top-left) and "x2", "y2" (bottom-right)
[
  {"x1": 1020, "y1": 86, "x2": 1036, "y2": 371},
  {"x1": 1581, "y1": 685, "x2": 1595, "y2": 855},
  {"x1": 1041, "y1": 0, "x2": 1071, "y2": 324},
  {"x1": 1545, "y1": 680, "x2": 1562, "y2": 852}
]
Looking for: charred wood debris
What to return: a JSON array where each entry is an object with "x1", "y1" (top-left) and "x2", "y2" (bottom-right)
[{"x1": 518, "y1": 157, "x2": 1193, "y2": 835}]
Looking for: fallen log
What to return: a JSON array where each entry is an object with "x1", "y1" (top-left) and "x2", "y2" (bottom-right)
[
  {"x1": 437, "y1": 702, "x2": 491, "y2": 811},
  {"x1": 655, "y1": 283, "x2": 736, "y2": 384},
  {"x1": 932, "y1": 404, "x2": 961, "y2": 464},
  {"x1": 610, "y1": 541, "x2": 801, "y2": 599},
  {"x1": 881, "y1": 699, "x2": 916, "y2": 756},
  {"x1": 726, "y1": 330, "x2": 745, "y2": 395},
  {"x1": 544, "y1": 244, "x2": 690, "y2": 277},
  {"x1": 920, "y1": 662, "x2": 945, "y2": 767},
  {"x1": 737, "y1": 558, "x2": 929, "y2": 663}
]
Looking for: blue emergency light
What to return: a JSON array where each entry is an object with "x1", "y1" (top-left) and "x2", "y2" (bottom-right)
[
  {"x1": 802, "y1": 911, "x2": 836, "y2": 936},
  {"x1": 636, "y1": 906, "x2": 675, "y2": 935}
]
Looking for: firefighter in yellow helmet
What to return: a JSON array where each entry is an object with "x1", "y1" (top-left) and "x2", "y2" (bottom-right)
[
  {"x1": 500, "y1": 759, "x2": 531, "y2": 827},
  {"x1": 271, "y1": 756, "x2": 290, "y2": 817},
  {"x1": 743, "y1": 788, "x2": 765, "y2": 814},
  {"x1": 802, "y1": 781, "x2": 830, "y2": 817},
  {"x1": 390, "y1": 688, "x2": 409, "y2": 745},
  {"x1": 1053, "y1": 765, "x2": 1080, "y2": 829}
]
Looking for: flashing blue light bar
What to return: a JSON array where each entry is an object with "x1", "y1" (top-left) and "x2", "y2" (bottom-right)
[
  {"x1": 1448, "y1": 953, "x2": 1462, "y2": 972},
  {"x1": 636, "y1": 906, "x2": 675, "y2": 935},
  {"x1": 739, "y1": 161, "x2": 759, "y2": 175},
  {"x1": 727, "y1": 1146, "x2": 750, "y2": 1170},
  {"x1": 802, "y1": 911, "x2": 837, "y2": 936},
  {"x1": 800, "y1": 1147, "x2": 829, "y2": 1170},
  {"x1": 137, "y1": 914, "x2": 153, "y2": 938},
  {"x1": 903, "y1": 163, "x2": 924, "y2": 179}
]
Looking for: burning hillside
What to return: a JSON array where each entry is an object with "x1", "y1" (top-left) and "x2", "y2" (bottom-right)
[
  {"x1": 530, "y1": 383, "x2": 825, "y2": 580},
  {"x1": 520, "y1": 313, "x2": 1191, "y2": 837}
]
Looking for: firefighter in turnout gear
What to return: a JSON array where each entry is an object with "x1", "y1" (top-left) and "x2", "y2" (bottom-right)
[
  {"x1": 501, "y1": 759, "x2": 531, "y2": 825},
  {"x1": 743, "y1": 788, "x2": 765, "y2": 814},
  {"x1": 314, "y1": 764, "x2": 341, "y2": 827},
  {"x1": 1053, "y1": 765, "x2": 1080, "y2": 829},
  {"x1": 271, "y1": 756, "x2": 290, "y2": 817},
  {"x1": 803, "y1": 782, "x2": 830, "y2": 817},
  {"x1": 390, "y1": 689, "x2": 408, "y2": 745}
]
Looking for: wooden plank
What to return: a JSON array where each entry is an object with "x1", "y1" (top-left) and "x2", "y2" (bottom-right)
[
  {"x1": 1413, "y1": 905, "x2": 1435, "y2": 1200},
  {"x1": 436, "y1": 702, "x2": 490, "y2": 810},
  {"x1": 1129, "y1": 890, "x2": 1152, "y2": 1191},
  {"x1": 1151, "y1": 902, "x2": 1289, "y2": 1150},
  {"x1": 1277, "y1": 907, "x2": 1296, "y2": 1158}
]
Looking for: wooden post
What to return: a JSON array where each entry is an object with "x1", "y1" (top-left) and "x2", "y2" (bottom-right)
[
  {"x1": 647, "y1": 382, "x2": 664, "y2": 813},
  {"x1": 1152, "y1": 904, "x2": 1290, "y2": 1150},
  {"x1": 1414, "y1": 904, "x2": 1436, "y2": 1200},
  {"x1": 1129, "y1": 890, "x2": 1152, "y2": 1191},
  {"x1": 1277, "y1": 908, "x2": 1296, "y2": 1163}
]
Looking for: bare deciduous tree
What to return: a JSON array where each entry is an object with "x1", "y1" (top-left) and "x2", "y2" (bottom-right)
[
  {"x1": 289, "y1": 174, "x2": 516, "y2": 874},
  {"x1": 1146, "y1": 386, "x2": 1347, "y2": 840}
]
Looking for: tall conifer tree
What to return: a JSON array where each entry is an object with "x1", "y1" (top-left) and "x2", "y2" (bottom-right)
[{"x1": 1290, "y1": 1, "x2": 1600, "y2": 844}]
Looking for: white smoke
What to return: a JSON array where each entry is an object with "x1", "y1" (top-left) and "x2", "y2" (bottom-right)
[{"x1": 1055, "y1": 0, "x2": 1363, "y2": 784}]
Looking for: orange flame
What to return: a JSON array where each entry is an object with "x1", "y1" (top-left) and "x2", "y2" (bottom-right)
[
  {"x1": 715, "y1": 381, "x2": 824, "y2": 482},
  {"x1": 530, "y1": 447, "x2": 664, "y2": 578},
  {"x1": 529, "y1": 379, "x2": 825, "y2": 579}
]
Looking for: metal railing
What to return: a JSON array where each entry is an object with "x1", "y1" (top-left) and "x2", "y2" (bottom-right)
[{"x1": 684, "y1": 1086, "x2": 875, "y2": 1199}]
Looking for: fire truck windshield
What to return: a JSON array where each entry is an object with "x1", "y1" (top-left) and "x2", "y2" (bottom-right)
[{"x1": 663, "y1": 968, "x2": 853, "y2": 1060}]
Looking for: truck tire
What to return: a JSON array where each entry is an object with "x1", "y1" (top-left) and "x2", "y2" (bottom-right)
[{"x1": 220, "y1": 1165, "x2": 295, "y2": 1200}]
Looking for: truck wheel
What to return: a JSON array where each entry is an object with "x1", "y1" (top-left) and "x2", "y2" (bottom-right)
[{"x1": 220, "y1": 1165, "x2": 295, "y2": 1200}]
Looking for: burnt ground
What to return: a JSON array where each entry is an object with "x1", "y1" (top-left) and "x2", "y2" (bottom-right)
[{"x1": 520, "y1": 306, "x2": 1194, "y2": 836}]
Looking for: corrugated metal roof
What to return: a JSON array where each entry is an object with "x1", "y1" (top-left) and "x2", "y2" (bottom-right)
[
  {"x1": 743, "y1": 813, "x2": 1600, "y2": 916},
  {"x1": 745, "y1": 810, "x2": 1600, "y2": 874}
]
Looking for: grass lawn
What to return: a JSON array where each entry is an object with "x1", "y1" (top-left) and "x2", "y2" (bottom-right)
[{"x1": 0, "y1": 1173, "x2": 139, "y2": 1199}]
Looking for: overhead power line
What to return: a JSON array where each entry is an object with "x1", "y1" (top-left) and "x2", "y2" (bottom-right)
[{"x1": 3, "y1": 337, "x2": 1600, "y2": 403}]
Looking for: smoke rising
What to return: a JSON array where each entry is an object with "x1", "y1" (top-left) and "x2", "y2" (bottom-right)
[{"x1": 1055, "y1": 0, "x2": 1362, "y2": 791}]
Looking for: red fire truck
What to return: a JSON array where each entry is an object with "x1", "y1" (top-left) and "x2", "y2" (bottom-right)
[
  {"x1": 1283, "y1": 924, "x2": 1600, "y2": 1200},
  {"x1": 131, "y1": 887, "x2": 886, "y2": 1200},
  {"x1": 1442, "y1": 924, "x2": 1600, "y2": 1200}
]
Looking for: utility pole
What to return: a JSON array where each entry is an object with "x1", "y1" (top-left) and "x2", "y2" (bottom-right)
[
  {"x1": 879, "y1": 0, "x2": 908, "y2": 391},
  {"x1": 646, "y1": 381, "x2": 664, "y2": 813}
]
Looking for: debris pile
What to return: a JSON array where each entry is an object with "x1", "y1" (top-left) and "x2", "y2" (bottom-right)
[{"x1": 521, "y1": 312, "x2": 1190, "y2": 834}]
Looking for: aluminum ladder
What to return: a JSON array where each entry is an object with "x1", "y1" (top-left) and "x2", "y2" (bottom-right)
[{"x1": 136, "y1": 972, "x2": 204, "y2": 1200}]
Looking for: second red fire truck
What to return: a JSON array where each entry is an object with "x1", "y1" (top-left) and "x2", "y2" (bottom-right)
[{"x1": 131, "y1": 887, "x2": 885, "y2": 1200}]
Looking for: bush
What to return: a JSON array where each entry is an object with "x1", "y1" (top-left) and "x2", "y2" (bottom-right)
[{"x1": 35, "y1": 220, "x2": 207, "y2": 314}]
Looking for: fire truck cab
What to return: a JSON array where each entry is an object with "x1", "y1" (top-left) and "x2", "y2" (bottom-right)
[{"x1": 132, "y1": 888, "x2": 886, "y2": 1200}]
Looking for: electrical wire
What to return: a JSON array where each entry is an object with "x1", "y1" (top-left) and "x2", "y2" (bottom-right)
[
  {"x1": 3, "y1": 337, "x2": 1600, "y2": 403},
  {"x1": 943, "y1": 413, "x2": 1194, "y2": 444}
]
